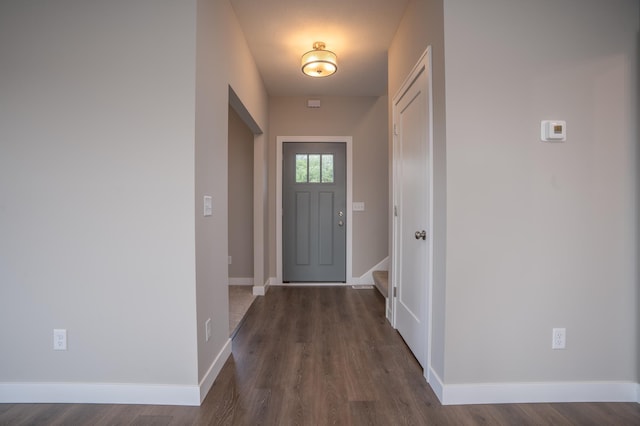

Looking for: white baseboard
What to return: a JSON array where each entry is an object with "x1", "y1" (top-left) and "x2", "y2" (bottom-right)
[
  {"x1": 0, "y1": 339, "x2": 233, "y2": 406},
  {"x1": 427, "y1": 366, "x2": 445, "y2": 402},
  {"x1": 353, "y1": 257, "x2": 389, "y2": 285},
  {"x1": 253, "y1": 277, "x2": 273, "y2": 296},
  {"x1": 636, "y1": 383, "x2": 640, "y2": 403},
  {"x1": 199, "y1": 337, "x2": 232, "y2": 403},
  {"x1": 385, "y1": 298, "x2": 391, "y2": 320},
  {"x1": 426, "y1": 366, "x2": 639, "y2": 405},
  {"x1": 0, "y1": 382, "x2": 200, "y2": 406},
  {"x1": 229, "y1": 277, "x2": 253, "y2": 286}
]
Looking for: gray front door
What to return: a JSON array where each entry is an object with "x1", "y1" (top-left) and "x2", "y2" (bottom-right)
[{"x1": 283, "y1": 142, "x2": 346, "y2": 282}]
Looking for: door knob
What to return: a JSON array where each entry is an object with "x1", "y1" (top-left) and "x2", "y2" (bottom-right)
[
  {"x1": 338, "y1": 220, "x2": 344, "y2": 227},
  {"x1": 415, "y1": 230, "x2": 426, "y2": 240}
]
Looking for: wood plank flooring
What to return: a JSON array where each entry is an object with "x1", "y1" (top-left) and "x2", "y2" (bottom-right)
[{"x1": 1, "y1": 286, "x2": 639, "y2": 425}]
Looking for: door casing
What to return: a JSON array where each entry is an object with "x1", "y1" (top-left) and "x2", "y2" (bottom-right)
[
  {"x1": 391, "y1": 47, "x2": 434, "y2": 373},
  {"x1": 276, "y1": 136, "x2": 353, "y2": 285}
]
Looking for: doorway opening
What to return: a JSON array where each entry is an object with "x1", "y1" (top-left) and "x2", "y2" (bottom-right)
[
  {"x1": 228, "y1": 103, "x2": 255, "y2": 335},
  {"x1": 227, "y1": 86, "x2": 266, "y2": 333}
]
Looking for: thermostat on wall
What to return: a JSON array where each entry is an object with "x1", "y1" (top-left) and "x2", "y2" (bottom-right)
[{"x1": 541, "y1": 120, "x2": 566, "y2": 142}]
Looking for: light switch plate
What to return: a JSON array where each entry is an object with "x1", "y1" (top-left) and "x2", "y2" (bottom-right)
[
  {"x1": 353, "y1": 202, "x2": 365, "y2": 211},
  {"x1": 205, "y1": 319, "x2": 212, "y2": 342},
  {"x1": 203, "y1": 196, "x2": 213, "y2": 217}
]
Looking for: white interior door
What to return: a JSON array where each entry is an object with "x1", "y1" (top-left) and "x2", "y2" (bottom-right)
[{"x1": 392, "y1": 52, "x2": 431, "y2": 368}]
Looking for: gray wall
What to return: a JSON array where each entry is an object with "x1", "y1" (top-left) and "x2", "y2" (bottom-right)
[
  {"x1": 268, "y1": 96, "x2": 389, "y2": 277},
  {"x1": 228, "y1": 106, "x2": 254, "y2": 279},
  {"x1": 442, "y1": 0, "x2": 638, "y2": 383},
  {"x1": 194, "y1": 0, "x2": 269, "y2": 382},
  {"x1": 388, "y1": 0, "x2": 447, "y2": 379},
  {"x1": 0, "y1": 0, "x2": 199, "y2": 384},
  {"x1": 389, "y1": 0, "x2": 638, "y2": 387},
  {"x1": 0, "y1": 0, "x2": 270, "y2": 395}
]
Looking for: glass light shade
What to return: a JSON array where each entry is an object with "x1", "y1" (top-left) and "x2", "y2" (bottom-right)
[{"x1": 301, "y1": 46, "x2": 337, "y2": 77}]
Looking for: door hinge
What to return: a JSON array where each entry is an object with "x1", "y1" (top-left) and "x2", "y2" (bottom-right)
[
  {"x1": 394, "y1": 205, "x2": 398, "y2": 217},
  {"x1": 393, "y1": 123, "x2": 399, "y2": 136},
  {"x1": 393, "y1": 286, "x2": 397, "y2": 298}
]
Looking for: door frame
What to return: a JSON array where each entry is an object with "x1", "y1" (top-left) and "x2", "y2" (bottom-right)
[
  {"x1": 276, "y1": 136, "x2": 353, "y2": 285},
  {"x1": 391, "y1": 47, "x2": 434, "y2": 368}
]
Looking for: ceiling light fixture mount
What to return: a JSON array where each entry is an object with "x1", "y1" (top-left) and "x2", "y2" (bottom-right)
[{"x1": 301, "y1": 42, "x2": 337, "y2": 77}]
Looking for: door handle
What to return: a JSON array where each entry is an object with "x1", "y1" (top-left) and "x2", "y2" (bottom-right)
[
  {"x1": 338, "y1": 220, "x2": 344, "y2": 227},
  {"x1": 415, "y1": 230, "x2": 426, "y2": 240}
]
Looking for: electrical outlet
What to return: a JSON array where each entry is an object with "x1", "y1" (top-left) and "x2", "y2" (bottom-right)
[
  {"x1": 205, "y1": 318, "x2": 212, "y2": 342},
  {"x1": 552, "y1": 328, "x2": 566, "y2": 349},
  {"x1": 53, "y1": 329, "x2": 67, "y2": 351}
]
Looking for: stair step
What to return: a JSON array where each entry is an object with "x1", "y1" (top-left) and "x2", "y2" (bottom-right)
[{"x1": 372, "y1": 270, "x2": 388, "y2": 296}]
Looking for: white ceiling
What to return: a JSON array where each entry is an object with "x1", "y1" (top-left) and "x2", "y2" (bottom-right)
[{"x1": 230, "y1": 0, "x2": 409, "y2": 97}]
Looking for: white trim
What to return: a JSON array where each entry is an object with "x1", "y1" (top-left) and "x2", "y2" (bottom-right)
[
  {"x1": 252, "y1": 277, "x2": 273, "y2": 296},
  {"x1": 385, "y1": 298, "x2": 391, "y2": 320},
  {"x1": 229, "y1": 277, "x2": 253, "y2": 286},
  {"x1": 354, "y1": 256, "x2": 389, "y2": 286},
  {"x1": 0, "y1": 338, "x2": 233, "y2": 406},
  {"x1": 0, "y1": 382, "x2": 200, "y2": 406},
  {"x1": 253, "y1": 132, "x2": 267, "y2": 298},
  {"x1": 199, "y1": 338, "x2": 232, "y2": 403},
  {"x1": 636, "y1": 383, "x2": 640, "y2": 403},
  {"x1": 435, "y1": 380, "x2": 639, "y2": 406},
  {"x1": 391, "y1": 47, "x2": 434, "y2": 371},
  {"x1": 425, "y1": 47, "x2": 435, "y2": 387},
  {"x1": 229, "y1": 88, "x2": 265, "y2": 306},
  {"x1": 348, "y1": 277, "x2": 362, "y2": 285},
  {"x1": 427, "y1": 366, "x2": 445, "y2": 402},
  {"x1": 276, "y1": 136, "x2": 353, "y2": 285}
]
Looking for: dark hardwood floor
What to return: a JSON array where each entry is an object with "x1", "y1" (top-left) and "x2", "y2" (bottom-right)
[{"x1": 1, "y1": 286, "x2": 639, "y2": 425}]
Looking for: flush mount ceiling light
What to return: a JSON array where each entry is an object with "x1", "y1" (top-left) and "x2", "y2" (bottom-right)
[{"x1": 301, "y1": 42, "x2": 337, "y2": 77}]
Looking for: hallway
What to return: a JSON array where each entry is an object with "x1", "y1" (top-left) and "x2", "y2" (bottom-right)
[
  {"x1": 205, "y1": 286, "x2": 437, "y2": 424},
  {"x1": 203, "y1": 287, "x2": 640, "y2": 424},
  {"x1": 2, "y1": 287, "x2": 639, "y2": 424}
]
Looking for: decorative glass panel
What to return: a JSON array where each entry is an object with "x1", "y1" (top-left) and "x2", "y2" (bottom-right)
[
  {"x1": 295, "y1": 153, "x2": 335, "y2": 183},
  {"x1": 321, "y1": 154, "x2": 334, "y2": 183},
  {"x1": 308, "y1": 154, "x2": 321, "y2": 183},
  {"x1": 295, "y1": 154, "x2": 308, "y2": 183}
]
